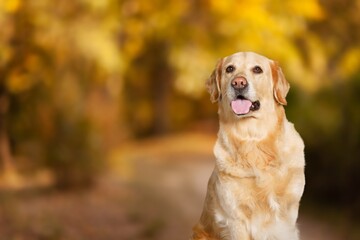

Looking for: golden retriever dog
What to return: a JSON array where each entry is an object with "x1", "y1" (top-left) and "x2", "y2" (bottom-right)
[{"x1": 191, "y1": 52, "x2": 305, "y2": 240}]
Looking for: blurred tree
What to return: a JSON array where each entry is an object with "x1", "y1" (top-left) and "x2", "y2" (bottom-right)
[
  {"x1": 119, "y1": 0, "x2": 325, "y2": 137},
  {"x1": 0, "y1": 86, "x2": 15, "y2": 179},
  {"x1": 0, "y1": 0, "x2": 41, "y2": 183},
  {"x1": 296, "y1": 0, "x2": 360, "y2": 212},
  {"x1": 122, "y1": 37, "x2": 174, "y2": 136},
  {"x1": 0, "y1": 0, "x2": 121, "y2": 188}
]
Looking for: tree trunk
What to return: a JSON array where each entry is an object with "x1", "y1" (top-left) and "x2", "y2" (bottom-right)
[{"x1": 0, "y1": 92, "x2": 17, "y2": 178}]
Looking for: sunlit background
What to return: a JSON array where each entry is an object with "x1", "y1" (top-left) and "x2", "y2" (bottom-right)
[{"x1": 0, "y1": 0, "x2": 359, "y2": 239}]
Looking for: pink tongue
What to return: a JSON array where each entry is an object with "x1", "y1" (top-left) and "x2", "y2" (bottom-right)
[{"x1": 231, "y1": 99, "x2": 252, "y2": 115}]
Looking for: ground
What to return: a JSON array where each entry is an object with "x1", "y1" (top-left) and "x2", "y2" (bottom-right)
[{"x1": 0, "y1": 132, "x2": 355, "y2": 239}]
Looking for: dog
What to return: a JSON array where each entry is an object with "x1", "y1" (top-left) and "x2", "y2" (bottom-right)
[{"x1": 191, "y1": 52, "x2": 305, "y2": 240}]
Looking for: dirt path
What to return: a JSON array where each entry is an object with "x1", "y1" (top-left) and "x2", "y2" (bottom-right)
[
  {"x1": 110, "y1": 133, "x2": 348, "y2": 240},
  {"x1": 0, "y1": 133, "x2": 351, "y2": 239}
]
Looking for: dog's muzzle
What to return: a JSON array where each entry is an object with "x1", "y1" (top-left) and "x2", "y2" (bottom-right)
[{"x1": 230, "y1": 77, "x2": 260, "y2": 115}]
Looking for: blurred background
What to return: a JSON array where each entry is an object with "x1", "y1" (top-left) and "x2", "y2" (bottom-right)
[{"x1": 0, "y1": 0, "x2": 359, "y2": 239}]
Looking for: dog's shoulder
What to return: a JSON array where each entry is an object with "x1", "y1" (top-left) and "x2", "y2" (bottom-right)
[{"x1": 278, "y1": 120, "x2": 305, "y2": 167}]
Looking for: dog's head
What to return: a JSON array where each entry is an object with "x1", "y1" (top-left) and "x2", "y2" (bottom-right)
[{"x1": 206, "y1": 52, "x2": 289, "y2": 119}]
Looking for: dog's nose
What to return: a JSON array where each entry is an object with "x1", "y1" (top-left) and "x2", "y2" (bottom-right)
[{"x1": 231, "y1": 77, "x2": 248, "y2": 90}]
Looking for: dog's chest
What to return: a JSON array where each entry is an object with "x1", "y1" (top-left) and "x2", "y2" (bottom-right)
[{"x1": 215, "y1": 173, "x2": 287, "y2": 221}]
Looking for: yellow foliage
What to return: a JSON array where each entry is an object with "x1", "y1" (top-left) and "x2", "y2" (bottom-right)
[
  {"x1": 0, "y1": 0, "x2": 21, "y2": 13},
  {"x1": 6, "y1": 71, "x2": 35, "y2": 93},
  {"x1": 171, "y1": 48, "x2": 215, "y2": 97},
  {"x1": 338, "y1": 48, "x2": 360, "y2": 79},
  {"x1": 5, "y1": 55, "x2": 47, "y2": 93},
  {"x1": 80, "y1": 0, "x2": 109, "y2": 11},
  {"x1": 286, "y1": 0, "x2": 324, "y2": 20},
  {"x1": 0, "y1": 47, "x2": 12, "y2": 66},
  {"x1": 167, "y1": 0, "x2": 326, "y2": 95},
  {"x1": 75, "y1": 26, "x2": 121, "y2": 73},
  {"x1": 0, "y1": 0, "x2": 356, "y2": 104}
]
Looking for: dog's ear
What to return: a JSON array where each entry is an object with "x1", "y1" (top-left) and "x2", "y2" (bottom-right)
[
  {"x1": 206, "y1": 58, "x2": 223, "y2": 103},
  {"x1": 271, "y1": 61, "x2": 290, "y2": 106}
]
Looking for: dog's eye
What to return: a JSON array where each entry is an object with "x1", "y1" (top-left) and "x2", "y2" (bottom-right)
[
  {"x1": 252, "y1": 66, "x2": 263, "y2": 74},
  {"x1": 226, "y1": 65, "x2": 235, "y2": 73}
]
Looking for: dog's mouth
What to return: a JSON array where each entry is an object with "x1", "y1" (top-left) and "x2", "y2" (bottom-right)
[{"x1": 230, "y1": 95, "x2": 261, "y2": 115}]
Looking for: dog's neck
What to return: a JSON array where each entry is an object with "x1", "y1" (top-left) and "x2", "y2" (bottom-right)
[
  {"x1": 219, "y1": 106, "x2": 285, "y2": 142},
  {"x1": 214, "y1": 106, "x2": 285, "y2": 173}
]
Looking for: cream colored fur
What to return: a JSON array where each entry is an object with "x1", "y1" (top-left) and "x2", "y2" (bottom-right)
[{"x1": 191, "y1": 52, "x2": 305, "y2": 240}]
